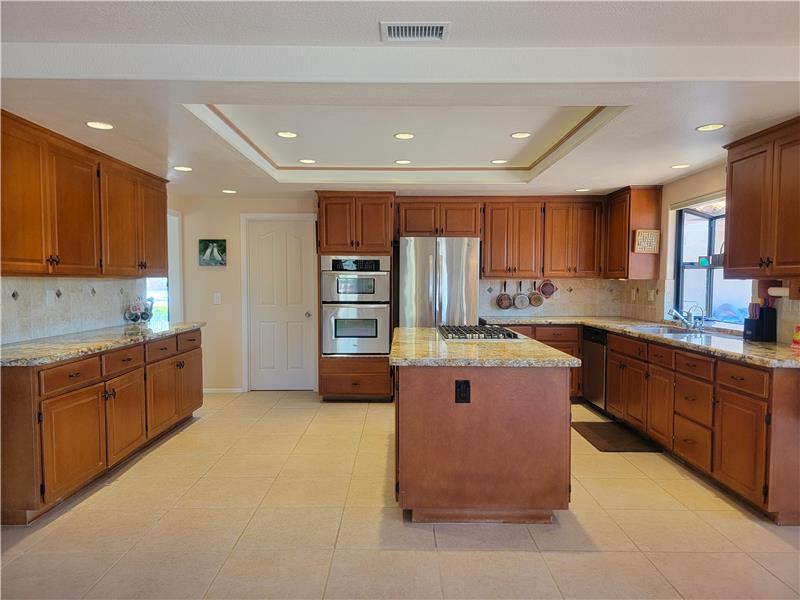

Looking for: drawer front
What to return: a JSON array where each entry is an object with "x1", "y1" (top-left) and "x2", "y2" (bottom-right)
[
  {"x1": 675, "y1": 351, "x2": 715, "y2": 381},
  {"x1": 177, "y1": 330, "x2": 202, "y2": 352},
  {"x1": 320, "y1": 373, "x2": 391, "y2": 396},
  {"x1": 39, "y1": 356, "x2": 102, "y2": 397},
  {"x1": 102, "y1": 345, "x2": 144, "y2": 377},
  {"x1": 608, "y1": 334, "x2": 647, "y2": 360},
  {"x1": 673, "y1": 414, "x2": 712, "y2": 473},
  {"x1": 146, "y1": 336, "x2": 178, "y2": 362},
  {"x1": 320, "y1": 356, "x2": 390, "y2": 375},
  {"x1": 648, "y1": 344, "x2": 675, "y2": 369},
  {"x1": 674, "y1": 374, "x2": 714, "y2": 427},
  {"x1": 716, "y1": 361, "x2": 769, "y2": 398},
  {"x1": 535, "y1": 326, "x2": 578, "y2": 342},
  {"x1": 505, "y1": 325, "x2": 534, "y2": 338}
]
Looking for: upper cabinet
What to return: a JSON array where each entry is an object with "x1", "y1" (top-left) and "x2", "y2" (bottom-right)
[
  {"x1": 483, "y1": 202, "x2": 543, "y2": 278},
  {"x1": 0, "y1": 111, "x2": 168, "y2": 278},
  {"x1": 398, "y1": 199, "x2": 481, "y2": 237},
  {"x1": 724, "y1": 117, "x2": 800, "y2": 279},
  {"x1": 543, "y1": 201, "x2": 602, "y2": 278},
  {"x1": 317, "y1": 192, "x2": 394, "y2": 254},
  {"x1": 604, "y1": 186, "x2": 661, "y2": 280}
]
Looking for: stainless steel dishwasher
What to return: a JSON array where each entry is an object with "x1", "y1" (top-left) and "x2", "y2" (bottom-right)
[{"x1": 581, "y1": 327, "x2": 607, "y2": 410}]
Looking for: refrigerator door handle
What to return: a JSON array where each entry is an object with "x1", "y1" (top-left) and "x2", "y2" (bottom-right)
[{"x1": 429, "y1": 252, "x2": 437, "y2": 327}]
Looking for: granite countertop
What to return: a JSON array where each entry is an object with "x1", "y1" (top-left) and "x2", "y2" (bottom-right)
[
  {"x1": 480, "y1": 316, "x2": 800, "y2": 369},
  {"x1": 1, "y1": 322, "x2": 207, "y2": 367},
  {"x1": 389, "y1": 327, "x2": 581, "y2": 368}
]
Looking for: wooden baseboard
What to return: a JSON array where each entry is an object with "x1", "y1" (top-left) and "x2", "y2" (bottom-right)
[{"x1": 410, "y1": 508, "x2": 554, "y2": 524}]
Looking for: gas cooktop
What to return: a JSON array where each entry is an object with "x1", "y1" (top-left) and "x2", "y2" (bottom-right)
[{"x1": 438, "y1": 325, "x2": 520, "y2": 341}]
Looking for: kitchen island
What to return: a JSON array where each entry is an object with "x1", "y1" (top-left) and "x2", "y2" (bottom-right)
[{"x1": 389, "y1": 327, "x2": 580, "y2": 523}]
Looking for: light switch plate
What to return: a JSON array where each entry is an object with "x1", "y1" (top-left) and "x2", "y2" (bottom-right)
[
  {"x1": 647, "y1": 289, "x2": 656, "y2": 302},
  {"x1": 213, "y1": 292, "x2": 222, "y2": 305}
]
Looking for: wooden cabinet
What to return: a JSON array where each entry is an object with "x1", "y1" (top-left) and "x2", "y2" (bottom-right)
[
  {"x1": 483, "y1": 202, "x2": 543, "y2": 277},
  {"x1": 543, "y1": 202, "x2": 602, "y2": 278},
  {"x1": 483, "y1": 203, "x2": 514, "y2": 276},
  {"x1": 623, "y1": 357, "x2": 648, "y2": 430},
  {"x1": 319, "y1": 356, "x2": 392, "y2": 399},
  {"x1": 317, "y1": 192, "x2": 394, "y2": 254},
  {"x1": 398, "y1": 201, "x2": 438, "y2": 236},
  {"x1": 398, "y1": 199, "x2": 481, "y2": 237},
  {"x1": 603, "y1": 187, "x2": 661, "y2": 279},
  {"x1": 40, "y1": 384, "x2": 107, "y2": 504},
  {"x1": 105, "y1": 368, "x2": 147, "y2": 467},
  {"x1": 534, "y1": 326, "x2": 581, "y2": 397},
  {"x1": 724, "y1": 117, "x2": 800, "y2": 279},
  {"x1": 145, "y1": 356, "x2": 181, "y2": 439},
  {"x1": 673, "y1": 413, "x2": 712, "y2": 473},
  {"x1": 101, "y1": 161, "x2": 140, "y2": 276},
  {"x1": 139, "y1": 178, "x2": 169, "y2": 276},
  {"x1": 606, "y1": 350, "x2": 625, "y2": 418},
  {"x1": 647, "y1": 365, "x2": 674, "y2": 449},
  {"x1": 178, "y1": 348, "x2": 204, "y2": 417},
  {"x1": 440, "y1": 202, "x2": 482, "y2": 237},
  {"x1": 548, "y1": 341, "x2": 582, "y2": 397}
]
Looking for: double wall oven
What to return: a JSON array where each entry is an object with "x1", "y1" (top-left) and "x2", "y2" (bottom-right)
[{"x1": 320, "y1": 256, "x2": 391, "y2": 355}]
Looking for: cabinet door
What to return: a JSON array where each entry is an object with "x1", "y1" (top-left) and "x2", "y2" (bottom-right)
[
  {"x1": 769, "y1": 130, "x2": 800, "y2": 277},
  {"x1": 440, "y1": 202, "x2": 481, "y2": 237},
  {"x1": 1, "y1": 116, "x2": 52, "y2": 274},
  {"x1": 646, "y1": 365, "x2": 674, "y2": 448},
  {"x1": 623, "y1": 358, "x2": 648, "y2": 430},
  {"x1": 606, "y1": 351, "x2": 625, "y2": 418},
  {"x1": 572, "y1": 203, "x2": 602, "y2": 277},
  {"x1": 543, "y1": 203, "x2": 573, "y2": 277},
  {"x1": 105, "y1": 368, "x2": 147, "y2": 467},
  {"x1": 398, "y1": 202, "x2": 438, "y2": 236},
  {"x1": 604, "y1": 192, "x2": 629, "y2": 278},
  {"x1": 100, "y1": 162, "x2": 140, "y2": 276},
  {"x1": 482, "y1": 203, "x2": 513, "y2": 277},
  {"x1": 145, "y1": 357, "x2": 180, "y2": 438},
  {"x1": 355, "y1": 196, "x2": 393, "y2": 253},
  {"x1": 40, "y1": 383, "x2": 107, "y2": 504},
  {"x1": 48, "y1": 142, "x2": 101, "y2": 275},
  {"x1": 713, "y1": 388, "x2": 768, "y2": 505},
  {"x1": 178, "y1": 349, "x2": 203, "y2": 417},
  {"x1": 547, "y1": 341, "x2": 581, "y2": 397},
  {"x1": 139, "y1": 178, "x2": 168, "y2": 277},
  {"x1": 724, "y1": 141, "x2": 773, "y2": 278},
  {"x1": 513, "y1": 203, "x2": 543, "y2": 278},
  {"x1": 318, "y1": 196, "x2": 355, "y2": 253}
]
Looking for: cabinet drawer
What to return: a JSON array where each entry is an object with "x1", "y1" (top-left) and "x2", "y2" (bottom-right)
[
  {"x1": 505, "y1": 325, "x2": 534, "y2": 338},
  {"x1": 608, "y1": 334, "x2": 647, "y2": 360},
  {"x1": 648, "y1": 344, "x2": 675, "y2": 369},
  {"x1": 673, "y1": 414, "x2": 712, "y2": 473},
  {"x1": 320, "y1": 373, "x2": 391, "y2": 396},
  {"x1": 535, "y1": 326, "x2": 578, "y2": 342},
  {"x1": 320, "y1": 356, "x2": 389, "y2": 375},
  {"x1": 675, "y1": 351, "x2": 715, "y2": 381},
  {"x1": 177, "y1": 330, "x2": 202, "y2": 352},
  {"x1": 146, "y1": 336, "x2": 178, "y2": 362},
  {"x1": 674, "y1": 374, "x2": 714, "y2": 427},
  {"x1": 716, "y1": 361, "x2": 769, "y2": 398},
  {"x1": 39, "y1": 356, "x2": 102, "y2": 397},
  {"x1": 102, "y1": 345, "x2": 144, "y2": 377}
]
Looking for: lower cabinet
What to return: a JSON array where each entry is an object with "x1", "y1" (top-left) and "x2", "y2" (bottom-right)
[
  {"x1": 105, "y1": 368, "x2": 147, "y2": 467},
  {"x1": 179, "y1": 348, "x2": 204, "y2": 416},
  {"x1": 146, "y1": 356, "x2": 181, "y2": 438},
  {"x1": 40, "y1": 383, "x2": 107, "y2": 504},
  {"x1": 319, "y1": 356, "x2": 392, "y2": 399},
  {"x1": 646, "y1": 365, "x2": 674, "y2": 449},
  {"x1": 622, "y1": 357, "x2": 648, "y2": 430},
  {"x1": 547, "y1": 341, "x2": 582, "y2": 397},
  {"x1": 606, "y1": 351, "x2": 625, "y2": 418},
  {"x1": 673, "y1": 413, "x2": 712, "y2": 473}
]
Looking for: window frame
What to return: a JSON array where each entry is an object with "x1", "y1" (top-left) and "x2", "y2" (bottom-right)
[{"x1": 674, "y1": 208, "x2": 724, "y2": 321}]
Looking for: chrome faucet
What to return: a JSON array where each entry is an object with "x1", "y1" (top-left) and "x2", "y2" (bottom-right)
[
  {"x1": 668, "y1": 306, "x2": 705, "y2": 331},
  {"x1": 668, "y1": 308, "x2": 692, "y2": 329}
]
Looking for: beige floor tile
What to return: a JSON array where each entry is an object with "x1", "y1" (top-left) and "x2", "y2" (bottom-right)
[
  {"x1": 202, "y1": 393, "x2": 240, "y2": 409},
  {"x1": 362, "y1": 421, "x2": 396, "y2": 435},
  {"x1": 185, "y1": 418, "x2": 257, "y2": 437},
  {"x1": 654, "y1": 477, "x2": 740, "y2": 510},
  {"x1": 154, "y1": 432, "x2": 237, "y2": 454},
  {"x1": 77, "y1": 476, "x2": 196, "y2": 511},
  {"x1": 353, "y1": 451, "x2": 395, "y2": 478},
  {"x1": 133, "y1": 507, "x2": 252, "y2": 552},
  {"x1": 572, "y1": 453, "x2": 647, "y2": 479},
  {"x1": 571, "y1": 430, "x2": 601, "y2": 455},
  {"x1": 229, "y1": 434, "x2": 300, "y2": 454},
  {"x1": 580, "y1": 478, "x2": 687, "y2": 510},
  {"x1": 280, "y1": 453, "x2": 356, "y2": 478},
  {"x1": 696, "y1": 510, "x2": 800, "y2": 552},
  {"x1": 305, "y1": 420, "x2": 366, "y2": 436},
  {"x1": 438, "y1": 550, "x2": 562, "y2": 599},
  {"x1": 236, "y1": 506, "x2": 342, "y2": 549},
  {"x1": 325, "y1": 549, "x2": 442, "y2": 599},
  {"x1": 749, "y1": 552, "x2": 800, "y2": 592},
  {"x1": 264, "y1": 407, "x2": 320, "y2": 420},
  {"x1": 434, "y1": 522, "x2": 536, "y2": 550},
  {"x1": 85, "y1": 548, "x2": 228, "y2": 599},
  {"x1": 176, "y1": 476, "x2": 273, "y2": 509},
  {"x1": 214, "y1": 404, "x2": 273, "y2": 419},
  {"x1": 262, "y1": 476, "x2": 350, "y2": 507},
  {"x1": 294, "y1": 434, "x2": 360, "y2": 455},
  {"x1": 337, "y1": 507, "x2": 435, "y2": 549},
  {"x1": 117, "y1": 451, "x2": 222, "y2": 479},
  {"x1": 621, "y1": 452, "x2": 693, "y2": 479},
  {"x1": 248, "y1": 418, "x2": 311, "y2": 435},
  {"x1": 571, "y1": 404, "x2": 611, "y2": 423},
  {"x1": 646, "y1": 551, "x2": 798, "y2": 599},
  {"x1": 207, "y1": 547, "x2": 332, "y2": 599},
  {"x1": 543, "y1": 551, "x2": 680, "y2": 599},
  {"x1": 608, "y1": 509, "x2": 738, "y2": 552},
  {"x1": 1, "y1": 550, "x2": 123, "y2": 599},
  {"x1": 206, "y1": 453, "x2": 288, "y2": 478},
  {"x1": 236, "y1": 390, "x2": 285, "y2": 403},
  {"x1": 569, "y1": 477, "x2": 603, "y2": 511},
  {"x1": 530, "y1": 509, "x2": 636, "y2": 552},
  {"x1": 346, "y1": 477, "x2": 397, "y2": 507}
]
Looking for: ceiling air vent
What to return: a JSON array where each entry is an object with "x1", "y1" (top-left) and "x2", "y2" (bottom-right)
[{"x1": 380, "y1": 21, "x2": 451, "y2": 43}]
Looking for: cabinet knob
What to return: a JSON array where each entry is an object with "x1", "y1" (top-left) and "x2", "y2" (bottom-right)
[{"x1": 68, "y1": 371, "x2": 81, "y2": 379}]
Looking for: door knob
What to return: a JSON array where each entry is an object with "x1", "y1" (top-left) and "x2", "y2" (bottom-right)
[{"x1": 305, "y1": 311, "x2": 312, "y2": 318}]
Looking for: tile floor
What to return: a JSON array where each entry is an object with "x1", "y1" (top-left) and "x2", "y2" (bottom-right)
[{"x1": 1, "y1": 393, "x2": 798, "y2": 599}]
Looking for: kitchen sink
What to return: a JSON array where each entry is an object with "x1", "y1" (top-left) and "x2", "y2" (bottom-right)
[
  {"x1": 629, "y1": 325, "x2": 682, "y2": 334},
  {"x1": 660, "y1": 332, "x2": 739, "y2": 342}
]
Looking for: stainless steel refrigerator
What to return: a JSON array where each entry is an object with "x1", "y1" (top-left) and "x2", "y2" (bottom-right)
[{"x1": 399, "y1": 237, "x2": 480, "y2": 327}]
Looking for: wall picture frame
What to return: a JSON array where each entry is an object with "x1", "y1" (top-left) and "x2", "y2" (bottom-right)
[
  {"x1": 199, "y1": 239, "x2": 227, "y2": 266},
  {"x1": 634, "y1": 229, "x2": 660, "y2": 254}
]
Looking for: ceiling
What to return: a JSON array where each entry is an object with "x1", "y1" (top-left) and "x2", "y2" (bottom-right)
[{"x1": 1, "y1": 1, "x2": 798, "y2": 201}]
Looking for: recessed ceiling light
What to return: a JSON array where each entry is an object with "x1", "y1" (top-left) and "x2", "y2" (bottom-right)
[
  {"x1": 510, "y1": 132, "x2": 531, "y2": 139},
  {"x1": 491, "y1": 159, "x2": 508, "y2": 165},
  {"x1": 299, "y1": 159, "x2": 316, "y2": 164},
  {"x1": 86, "y1": 121, "x2": 113, "y2": 130},
  {"x1": 695, "y1": 123, "x2": 725, "y2": 132},
  {"x1": 172, "y1": 166, "x2": 193, "y2": 172},
  {"x1": 221, "y1": 189, "x2": 237, "y2": 194},
  {"x1": 276, "y1": 131, "x2": 297, "y2": 138},
  {"x1": 671, "y1": 163, "x2": 691, "y2": 169},
  {"x1": 394, "y1": 159, "x2": 411, "y2": 165},
  {"x1": 575, "y1": 188, "x2": 591, "y2": 192},
  {"x1": 394, "y1": 132, "x2": 415, "y2": 140}
]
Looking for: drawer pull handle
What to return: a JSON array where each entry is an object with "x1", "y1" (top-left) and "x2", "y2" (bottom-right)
[
  {"x1": 159, "y1": 346, "x2": 168, "y2": 351},
  {"x1": 681, "y1": 438, "x2": 697, "y2": 445},
  {"x1": 121, "y1": 357, "x2": 133, "y2": 363},
  {"x1": 186, "y1": 338, "x2": 197, "y2": 342},
  {"x1": 730, "y1": 375, "x2": 745, "y2": 382},
  {"x1": 653, "y1": 353, "x2": 662, "y2": 359},
  {"x1": 685, "y1": 362, "x2": 697, "y2": 368},
  {"x1": 684, "y1": 395, "x2": 696, "y2": 402},
  {"x1": 68, "y1": 372, "x2": 81, "y2": 378}
]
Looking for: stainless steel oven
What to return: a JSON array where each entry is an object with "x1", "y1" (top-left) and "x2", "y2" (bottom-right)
[
  {"x1": 320, "y1": 256, "x2": 391, "y2": 303},
  {"x1": 322, "y1": 303, "x2": 391, "y2": 355}
]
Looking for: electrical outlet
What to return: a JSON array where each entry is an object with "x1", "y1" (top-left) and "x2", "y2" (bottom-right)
[
  {"x1": 212, "y1": 292, "x2": 222, "y2": 305},
  {"x1": 647, "y1": 289, "x2": 656, "y2": 302}
]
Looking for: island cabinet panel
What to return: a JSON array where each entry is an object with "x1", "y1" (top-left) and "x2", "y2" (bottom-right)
[
  {"x1": 145, "y1": 356, "x2": 181, "y2": 439},
  {"x1": 603, "y1": 186, "x2": 661, "y2": 280},
  {"x1": 646, "y1": 365, "x2": 674, "y2": 449},
  {"x1": 41, "y1": 383, "x2": 107, "y2": 504},
  {"x1": 105, "y1": 368, "x2": 147, "y2": 467},
  {"x1": 178, "y1": 348, "x2": 204, "y2": 417},
  {"x1": 317, "y1": 192, "x2": 394, "y2": 254},
  {"x1": 139, "y1": 178, "x2": 169, "y2": 277}
]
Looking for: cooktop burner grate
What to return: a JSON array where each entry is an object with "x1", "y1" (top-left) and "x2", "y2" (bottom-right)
[{"x1": 438, "y1": 325, "x2": 519, "y2": 340}]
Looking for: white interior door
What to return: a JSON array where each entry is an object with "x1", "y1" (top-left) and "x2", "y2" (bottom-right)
[{"x1": 248, "y1": 218, "x2": 316, "y2": 390}]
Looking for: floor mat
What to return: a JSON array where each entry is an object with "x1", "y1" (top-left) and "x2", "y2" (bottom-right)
[{"x1": 572, "y1": 421, "x2": 661, "y2": 452}]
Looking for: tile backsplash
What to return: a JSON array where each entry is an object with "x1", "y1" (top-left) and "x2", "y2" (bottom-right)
[{"x1": 2, "y1": 277, "x2": 146, "y2": 344}]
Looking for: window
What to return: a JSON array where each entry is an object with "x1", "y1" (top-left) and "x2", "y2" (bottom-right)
[
  {"x1": 144, "y1": 212, "x2": 183, "y2": 329},
  {"x1": 675, "y1": 199, "x2": 751, "y2": 325},
  {"x1": 146, "y1": 277, "x2": 170, "y2": 328}
]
